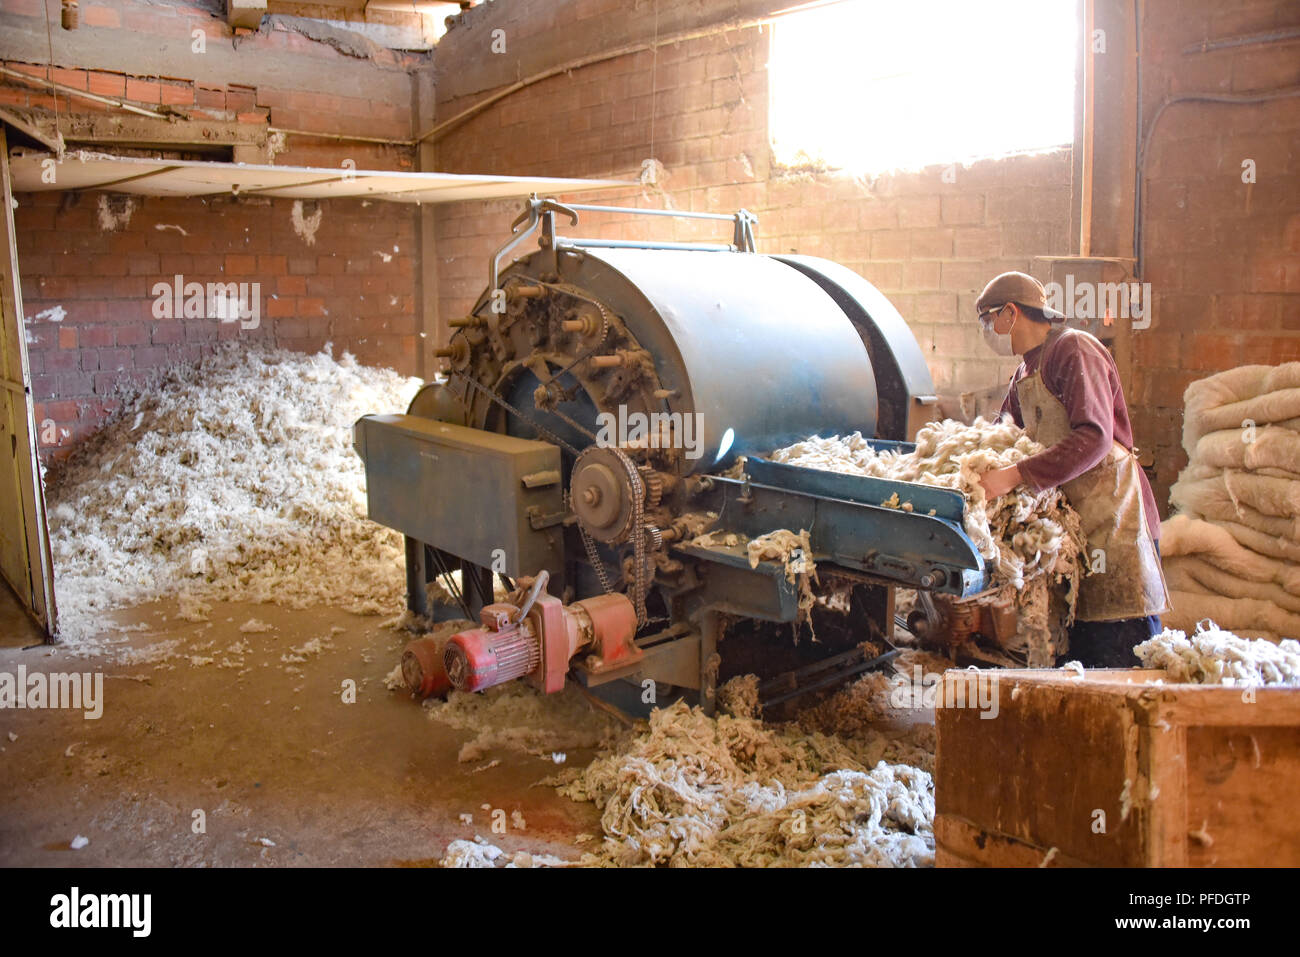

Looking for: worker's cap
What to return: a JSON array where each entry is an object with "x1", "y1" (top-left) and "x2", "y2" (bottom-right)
[{"x1": 975, "y1": 271, "x2": 1065, "y2": 321}]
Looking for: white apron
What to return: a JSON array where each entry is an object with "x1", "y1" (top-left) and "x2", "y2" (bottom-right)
[{"x1": 1015, "y1": 330, "x2": 1170, "y2": 622}]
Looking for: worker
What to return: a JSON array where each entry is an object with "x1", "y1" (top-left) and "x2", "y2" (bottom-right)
[{"x1": 973, "y1": 271, "x2": 1169, "y2": 667}]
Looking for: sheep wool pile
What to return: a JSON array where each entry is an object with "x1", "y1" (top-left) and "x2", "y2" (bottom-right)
[
  {"x1": 1135, "y1": 621, "x2": 1300, "y2": 686},
  {"x1": 1163, "y1": 363, "x2": 1300, "y2": 641},
  {"x1": 554, "y1": 700, "x2": 935, "y2": 867},
  {"x1": 43, "y1": 344, "x2": 422, "y2": 649}
]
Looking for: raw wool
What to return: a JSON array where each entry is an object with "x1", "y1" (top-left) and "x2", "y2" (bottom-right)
[
  {"x1": 770, "y1": 418, "x2": 1084, "y2": 664},
  {"x1": 795, "y1": 648, "x2": 951, "y2": 744},
  {"x1": 675, "y1": 510, "x2": 723, "y2": 539},
  {"x1": 279, "y1": 635, "x2": 332, "y2": 664},
  {"x1": 795, "y1": 657, "x2": 951, "y2": 738},
  {"x1": 746, "y1": 528, "x2": 819, "y2": 630},
  {"x1": 796, "y1": 670, "x2": 898, "y2": 735},
  {"x1": 382, "y1": 663, "x2": 406, "y2": 691},
  {"x1": 423, "y1": 681, "x2": 622, "y2": 762},
  {"x1": 43, "y1": 344, "x2": 422, "y2": 651},
  {"x1": 769, "y1": 418, "x2": 1083, "y2": 592},
  {"x1": 555, "y1": 700, "x2": 934, "y2": 867},
  {"x1": 717, "y1": 674, "x2": 760, "y2": 719},
  {"x1": 177, "y1": 594, "x2": 212, "y2": 623},
  {"x1": 1163, "y1": 363, "x2": 1300, "y2": 641},
  {"x1": 1162, "y1": 514, "x2": 1300, "y2": 594},
  {"x1": 747, "y1": 528, "x2": 815, "y2": 585},
  {"x1": 689, "y1": 529, "x2": 745, "y2": 548},
  {"x1": 1135, "y1": 621, "x2": 1300, "y2": 686},
  {"x1": 439, "y1": 836, "x2": 571, "y2": 868},
  {"x1": 440, "y1": 837, "x2": 503, "y2": 868}
]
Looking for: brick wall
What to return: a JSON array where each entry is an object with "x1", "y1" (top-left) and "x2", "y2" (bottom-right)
[
  {"x1": 431, "y1": 2, "x2": 1071, "y2": 423},
  {"x1": 1129, "y1": 0, "x2": 1300, "y2": 511},
  {"x1": 2, "y1": 0, "x2": 425, "y2": 461},
  {"x1": 18, "y1": 191, "x2": 417, "y2": 452}
]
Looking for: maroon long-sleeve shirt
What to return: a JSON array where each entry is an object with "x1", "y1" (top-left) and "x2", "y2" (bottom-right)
[{"x1": 999, "y1": 327, "x2": 1161, "y2": 543}]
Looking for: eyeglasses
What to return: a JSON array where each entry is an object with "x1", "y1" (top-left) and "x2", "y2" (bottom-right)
[{"x1": 978, "y1": 303, "x2": 1009, "y2": 330}]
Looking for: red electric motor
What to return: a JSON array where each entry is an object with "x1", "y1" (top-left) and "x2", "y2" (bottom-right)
[{"x1": 401, "y1": 571, "x2": 641, "y2": 697}]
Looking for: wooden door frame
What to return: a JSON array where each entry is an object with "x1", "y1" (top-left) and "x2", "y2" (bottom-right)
[{"x1": 0, "y1": 123, "x2": 57, "y2": 639}]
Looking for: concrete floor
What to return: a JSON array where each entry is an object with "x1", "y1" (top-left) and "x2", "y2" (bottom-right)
[{"x1": 0, "y1": 585, "x2": 601, "y2": 866}]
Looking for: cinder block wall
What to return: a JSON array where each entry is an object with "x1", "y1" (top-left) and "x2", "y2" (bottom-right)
[
  {"x1": 430, "y1": 0, "x2": 1072, "y2": 435},
  {"x1": 2, "y1": 0, "x2": 423, "y2": 460},
  {"x1": 1129, "y1": 0, "x2": 1300, "y2": 511}
]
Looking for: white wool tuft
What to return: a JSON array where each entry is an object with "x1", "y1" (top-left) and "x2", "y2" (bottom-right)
[
  {"x1": 440, "y1": 837, "x2": 503, "y2": 868},
  {"x1": 1135, "y1": 621, "x2": 1300, "y2": 686}
]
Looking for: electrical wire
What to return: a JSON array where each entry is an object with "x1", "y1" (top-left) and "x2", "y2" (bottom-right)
[
  {"x1": 1134, "y1": 85, "x2": 1300, "y2": 276},
  {"x1": 40, "y1": 0, "x2": 61, "y2": 152}
]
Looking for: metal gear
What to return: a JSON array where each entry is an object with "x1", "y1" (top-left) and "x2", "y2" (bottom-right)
[{"x1": 640, "y1": 468, "x2": 664, "y2": 508}]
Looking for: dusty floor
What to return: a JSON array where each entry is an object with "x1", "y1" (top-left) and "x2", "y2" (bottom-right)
[{"x1": 0, "y1": 585, "x2": 601, "y2": 866}]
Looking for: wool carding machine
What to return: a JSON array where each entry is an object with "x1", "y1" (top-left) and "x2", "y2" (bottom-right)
[{"x1": 355, "y1": 195, "x2": 1000, "y2": 714}]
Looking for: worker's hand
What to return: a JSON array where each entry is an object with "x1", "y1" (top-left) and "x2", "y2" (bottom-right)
[{"x1": 978, "y1": 464, "x2": 1022, "y2": 500}]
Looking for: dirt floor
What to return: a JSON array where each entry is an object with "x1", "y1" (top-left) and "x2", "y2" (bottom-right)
[{"x1": 0, "y1": 584, "x2": 601, "y2": 866}]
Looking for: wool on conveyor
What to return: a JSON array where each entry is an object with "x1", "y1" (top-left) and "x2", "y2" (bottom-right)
[
  {"x1": 769, "y1": 417, "x2": 1083, "y2": 591},
  {"x1": 769, "y1": 418, "x2": 1085, "y2": 664},
  {"x1": 43, "y1": 344, "x2": 422, "y2": 650},
  {"x1": 1163, "y1": 362, "x2": 1300, "y2": 641}
]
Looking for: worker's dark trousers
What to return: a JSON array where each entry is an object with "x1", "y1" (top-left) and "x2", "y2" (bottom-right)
[{"x1": 1063, "y1": 543, "x2": 1163, "y2": 668}]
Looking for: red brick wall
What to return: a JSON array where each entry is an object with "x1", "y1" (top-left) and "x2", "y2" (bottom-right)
[
  {"x1": 1129, "y1": 0, "x2": 1300, "y2": 511},
  {"x1": 3, "y1": 0, "x2": 425, "y2": 461},
  {"x1": 0, "y1": 58, "x2": 277, "y2": 143},
  {"x1": 18, "y1": 191, "x2": 417, "y2": 454},
  {"x1": 431, "y1": 7, "x2": 1070, "y2": 421}
]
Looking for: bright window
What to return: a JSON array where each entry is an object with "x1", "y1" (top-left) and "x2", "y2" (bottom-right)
[{"x1": 769, "y1": 0, "x2": 1078, "y2": 174}]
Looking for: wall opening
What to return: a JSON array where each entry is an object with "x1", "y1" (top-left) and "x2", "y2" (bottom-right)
[{"x1": 769, "y1": 0, "x2": 1078, "y2": 175}]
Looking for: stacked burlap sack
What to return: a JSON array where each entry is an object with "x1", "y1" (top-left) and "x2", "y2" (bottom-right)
[{"x1": 1161, "y1": 362, "x2": 1300, "y2": 641}]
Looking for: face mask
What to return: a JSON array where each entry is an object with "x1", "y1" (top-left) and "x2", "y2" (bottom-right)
[{"x1": 980, "y1": 309, "x2": 1017, "y2": 357}]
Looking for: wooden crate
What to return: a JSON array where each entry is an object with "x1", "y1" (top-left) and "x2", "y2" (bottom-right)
[{"x1": 934, "y1": 668, "x2": 1300, "y2": 867}]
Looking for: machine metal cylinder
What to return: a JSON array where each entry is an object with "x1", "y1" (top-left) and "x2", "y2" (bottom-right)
[{"x1": 478, "y1": 247, "x2": 883, "y2": 473}]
